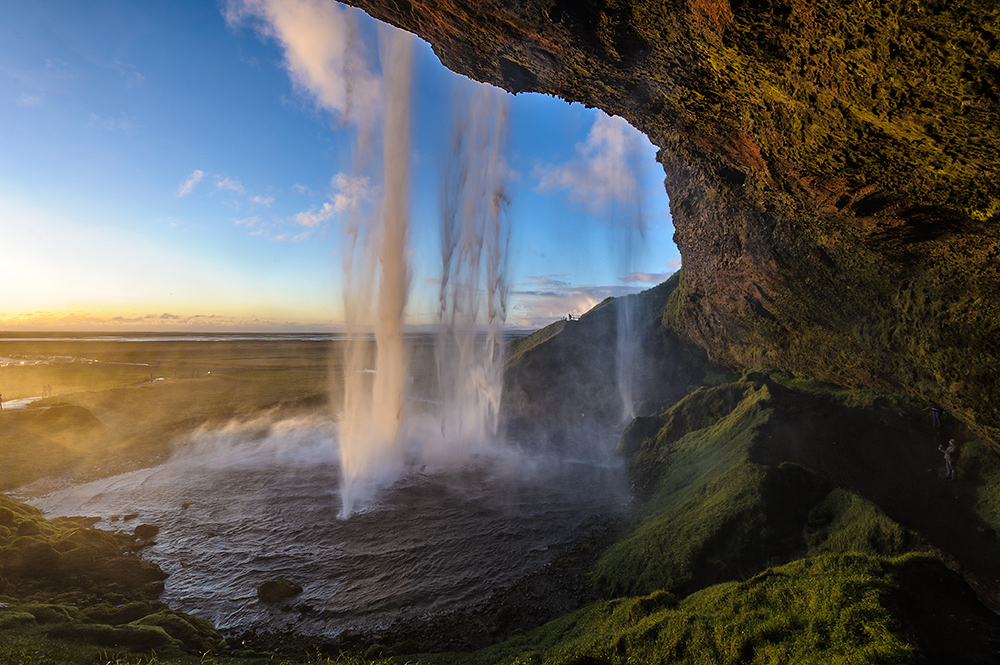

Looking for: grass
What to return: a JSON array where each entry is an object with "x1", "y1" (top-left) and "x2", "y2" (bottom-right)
[
  {"x1": 593, "y1": 379, "x2": 775, "y2": 596},
  {"x1": 960, "y1": 438, "x2": 1000, "y2": 531},
  {"x1": 804, "y1": 489, "x2": 916, "y2": 558},
  {"x1": 421, "y1": 553, "x2": 928, "y2": 665}
]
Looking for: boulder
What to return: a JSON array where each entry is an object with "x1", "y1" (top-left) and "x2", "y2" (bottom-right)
[{"x1": 256, "y1": 578, "x2": 303, "y2": 604}]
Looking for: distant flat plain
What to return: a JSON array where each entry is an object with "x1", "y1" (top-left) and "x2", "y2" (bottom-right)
[{"x1": 0, "y1": 333, "x2": 343, "y2": 491}]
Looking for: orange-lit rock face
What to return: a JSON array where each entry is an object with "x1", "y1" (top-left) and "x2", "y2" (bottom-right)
[{"x1": 346, "y1": 0, "x2": 1000, "y2": 443}]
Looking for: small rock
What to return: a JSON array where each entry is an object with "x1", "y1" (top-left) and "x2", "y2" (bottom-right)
[
  {"x1": 257, "y1": 578, "x2": 303, "y2": 604},
  {"x1": 133, "y1": 524, "x2": 160, "y2": 539}
]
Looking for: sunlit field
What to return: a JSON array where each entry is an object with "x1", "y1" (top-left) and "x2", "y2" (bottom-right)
[{"x1": 0, "y1": 333, "x2": 338, "y2": 490}]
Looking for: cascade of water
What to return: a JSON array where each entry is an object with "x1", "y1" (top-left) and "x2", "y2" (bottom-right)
[
  {"x1": 601, "y1": 117, "x2": 647, "y2": 423},
  {"x1": 338, "y1": 27, "x2": 414, "y2": 518},
  {"x1": 616, "y1": 293, "x2": 639, "y2": 422},
  {"x1": 337, "y1": 36, "x2": 511, "y2": 515},
  {"x1": 428, "y1": 82, "x2": 510, "y2": 466}
]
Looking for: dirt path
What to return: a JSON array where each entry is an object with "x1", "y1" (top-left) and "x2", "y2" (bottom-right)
[{"x1": 755, "y1": 388, "x2": 1000, "y2": 611}]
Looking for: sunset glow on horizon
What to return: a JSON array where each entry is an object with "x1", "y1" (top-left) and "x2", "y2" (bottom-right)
[{"x1": 1, "y1": 1, "x2": 680, "y2": 333}]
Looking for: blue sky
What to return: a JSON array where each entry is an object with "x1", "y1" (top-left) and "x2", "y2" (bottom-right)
[{"x1": 0, "y1": 0, "x2": 679, "y2": 331}]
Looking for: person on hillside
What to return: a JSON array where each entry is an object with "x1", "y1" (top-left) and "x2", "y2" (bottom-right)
[
  {"x1": 931, "y1": 404, "x2": 944, "y2": 428},
  {"x1": 938, "y1": 439, "x2": 957, "y2": 481}
]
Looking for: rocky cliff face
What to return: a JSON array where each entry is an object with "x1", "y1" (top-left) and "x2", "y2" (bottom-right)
[{"x1": 345, "y1": 0, "x2": 1000, "y2": 442}]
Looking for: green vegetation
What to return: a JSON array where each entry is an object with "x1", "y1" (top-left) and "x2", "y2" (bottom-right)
[
  {"x1": 805, "y1": 489, "x2": 916, "y2": 558},
  {"x1": 0, "y1": 492, "x2": 226, "y2": 661},
  {"x1": 961, "y1": 439, "x2": 1000, "y2": 531},
  {"x1": 595, "y1": 380, "x2": 775, "y2": 596},
  {"x1": 452, "y1": 553, "x2": 924, "y2": 665}
]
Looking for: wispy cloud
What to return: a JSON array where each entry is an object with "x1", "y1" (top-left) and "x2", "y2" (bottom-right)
[
  {"x1": 177, "y1": 169, "x2": 206, "y2": 197},
  {"x1": 622, "y1": 270, "x2": 674, "y2": 284},
  {"x1": 0, "y1": 310, "x2": 333, "y2": 332},
  {"x1": 250, "y1": 194, "x2": 274, "y2": 207},
  {"x1": 17, "y1": 92, "x2": 42, "y2": 107},
  {"x1": 289, "y1": 172, "x2": 375, "y2": 231},
  {"x1": 508, "y1": 274, "x2": 644, "y2": 329},
  {"x1": 533, "y1": 112, "x2": 650, "y2": 217},
  {"x1": 215, "y1": 176, "x2": 247, "y2": 194},
  {"x1": 115, "y1": 61, "x2": 146, "y2": 89},
  {"x1": 329, "y1": 172, "x2": 375, "y2": 214},
  {"x1": 88, "y1": 112, "x2": 139, "y2": 131},
  {"x1": 223, "y1": 0, "x2": 383, "y2": 126},
  {"x1": 294, "y1": 202, "x2": 337, "y2": 228}
]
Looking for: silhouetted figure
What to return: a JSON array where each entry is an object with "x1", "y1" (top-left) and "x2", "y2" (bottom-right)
[
  {"x1": 938, "y1": 439, "x2": 957, "y2": 480},
  {"x1": 931, "y1": 404, "x2": 944, "y2": 428}
]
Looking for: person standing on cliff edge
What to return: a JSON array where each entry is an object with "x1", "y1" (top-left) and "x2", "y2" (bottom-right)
[
  {"x1": 938, "y1": 439, "x2": 957, "y2": 480},
  {"x1": 931, "y1": 404, "x2": 944, "y2": 428}
]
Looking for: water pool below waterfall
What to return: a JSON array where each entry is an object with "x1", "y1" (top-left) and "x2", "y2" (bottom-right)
[{"x1": 24, "y1": 416, "x2": 629, "y2": 639}]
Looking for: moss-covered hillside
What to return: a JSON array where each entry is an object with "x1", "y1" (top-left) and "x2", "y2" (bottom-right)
[{"x1": 343, "y1": 0, "x2": 1000, "y2": 447}]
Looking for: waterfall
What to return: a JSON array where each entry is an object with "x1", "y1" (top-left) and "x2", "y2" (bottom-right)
[
  {"x1": 338, "y1": 27, "x2": 414, "y2": 518},
  {"x1": 428, "y1": 82, "x2": 510, "y2": 466},
  {"x1": 337, "y1": 37, "x2": 510, "y2": 516}
]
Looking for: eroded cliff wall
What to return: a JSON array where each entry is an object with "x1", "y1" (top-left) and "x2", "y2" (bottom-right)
[{"x1": 345, "y1": 0, "x2": 1000, "y2": 442}]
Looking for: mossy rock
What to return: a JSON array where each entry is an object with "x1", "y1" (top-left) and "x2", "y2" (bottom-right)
[
  {"x1": 0, "y1": 507, "x2": 15, "y2": 528},
  {"x1": 46, "y1": 622, "x2": 183, "y2": 652},
  {"x1": 0, "y1": 609, "x2": 36, "y2": 630},
  {"x1": 131, "y1": 610, "x2": 226, "y2": 652},
  {"x1": 83, "y1": 600, "x2": 156, "y2": 625},
  {"x1": 15, "y1": 520, "x2": 41, "y2": 537},
  {"x1": 20, "y1": 603, "x2": 83, "y2": 624}
]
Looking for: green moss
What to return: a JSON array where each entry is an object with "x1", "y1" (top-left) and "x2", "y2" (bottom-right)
[
  {"x1": 961, "y1": 439, "x2": 1000, "y2": 531},
  {"x1": 131, "y1": 610, "x2": 226, "y2": 653},
  {"x1": 593, "y1": 379, "x2": 776, "y2": 595},
  {"x1": 459, "y1": 554, "x2": 929, "y2": 665},
  {"x1": 805, "y1": 489, "x2": 915, "y2": 557}
]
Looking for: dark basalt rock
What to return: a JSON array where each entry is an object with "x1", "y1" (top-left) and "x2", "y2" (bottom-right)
[
  {"x1": 257, "y1": 578, "x2": 303, "y2": 604},
  {"x1": 343, "y1": 0, "x2": 1000, "y2": 446},
  {"x1": 133, "y1": 524, "x2": 160, "y2": 540}
]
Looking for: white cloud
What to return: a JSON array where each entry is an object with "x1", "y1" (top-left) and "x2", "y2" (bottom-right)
[
  {"x1": 215, "y1": 176, "x2": 246, "y2": 194},
  {"x1": 330, "y1": 172, "x2": 375, "y2": 213},
  {"x1": 508, "y1": 274, "x2": 643, "y2": 329},
  {"x1": 116, "y1": 62, "x2": 146, "y2": 89},
  {"x1": 622, "y1": 270, "x2": 675, "y2": 284},
  {"x1": 17, "y1": 92, "x2": 42, "y2": 107},
  {"x1": 250, "y1": 194, "x2": 275, "y2": 207},
  {"x1": 177, "y1": 169, "x2": 206, "y2": 197},
  {"x1": 224, "y1": 0, "x2": 383, "y2": 126},
  {"x1": 533, "y1": 112, "x2": 650, "y2": 217},
  {"x1": 292, "y1": 183, "x2": 312, "y2": 195},
  {"x1": 88, "y1": 112, "x2": 139, "y2": 131},
  {"x1": 294, "y1": 201, "x2": 336, "y2": 228}
]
